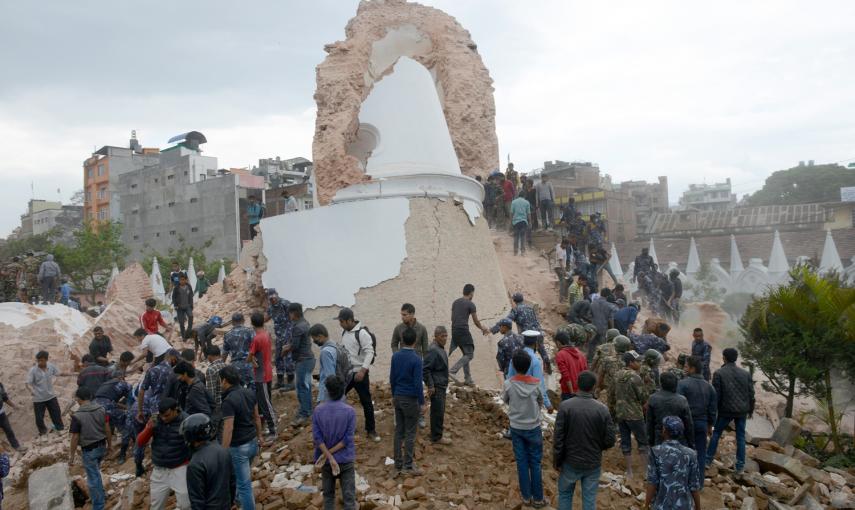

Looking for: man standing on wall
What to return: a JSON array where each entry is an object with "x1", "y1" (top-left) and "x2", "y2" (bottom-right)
[
  {"x1": 246, "y1": 195, "x2": 265, "y2": 240},
  {"x1": 448, "y1": 284, "x2": 489, "y2": 386}
]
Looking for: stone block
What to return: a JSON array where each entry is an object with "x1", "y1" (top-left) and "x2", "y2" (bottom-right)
[
  {"x1": 745, "y1": 416, "x2": 775, "y2": 445},
  {"x1": 771, "y1": 418, "x2": 801, "y2": 447},
  {"x1": 28, "y1": 462, "x2": 73, "y2": 510},
  {"x1": 752, "y1": 449, "x2": 810, "y2": 483},
  {"x1": 740, "y1": 497, "x2": 758, "y2": 510}
]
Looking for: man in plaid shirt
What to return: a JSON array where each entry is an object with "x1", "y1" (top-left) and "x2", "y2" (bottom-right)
[{"x1": 205, "y1": 345, "x2": 227, "y2": 437}]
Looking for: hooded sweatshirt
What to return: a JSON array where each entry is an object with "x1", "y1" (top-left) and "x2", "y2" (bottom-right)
[
  {"x1": 502, "y1": 375, "x2": 543, "y2": 430},
  {"x1": 556, "y1": 345, "x2": 588, "y2": 394}
]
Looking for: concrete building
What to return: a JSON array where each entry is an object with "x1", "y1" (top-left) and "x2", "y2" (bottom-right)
[
  {"x1": 618, "y1": 177, "x2": 669, "y2": 233},
  {"x1": 83, "y1": 131, "x2": 161, "y2": 223},
  {"x1": 677, "y1": 178, "x2": 737, "y2": 211},
  {"x1": 14, "y1": 199, "x2": 83, "y2": 246},
  {"x1": 251, "y1": 156, "x2": 316, "y2": 211},
  {"x1": 113, "y1": 132, "x2": 264, "y2": 262}
]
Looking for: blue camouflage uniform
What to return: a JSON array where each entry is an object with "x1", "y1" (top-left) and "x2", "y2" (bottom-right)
[
  {"x1": 223, "y1": 325, "x2": 256, "y2": 390},
  {"x1": 647, "y1": 439, "x2": 701, "y2": 510},
  {"x1": 495, "y1": 331, "x2": 525, "y2": 376},
  {"x1": 631, "y1": 332, "x2": 670, "y2": 356},
  {"x1": 94, "y1": 379, "x2": 131, "y2": 435},
  {"x1": 491, "y1": 303, "x2": 551, "y2": 370},
  {"x1": 267, "y1": 299, "x2": 294, "y2": 377}
]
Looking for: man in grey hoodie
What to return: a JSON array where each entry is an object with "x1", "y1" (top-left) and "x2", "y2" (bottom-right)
[
  {"x1": 503, "y1": 351, "x2": 547, "y2": 508},
  {"x1": 69, "y1": 387, "x2": 110, "y2": 510},
  {"x1": 37, "y1": 254, "x2": 61, "y2": 304}
]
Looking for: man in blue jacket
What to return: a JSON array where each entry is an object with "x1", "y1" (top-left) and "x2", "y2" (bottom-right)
[{"x1": 390, "y1": 329, "x2": 424, "y2": 477}]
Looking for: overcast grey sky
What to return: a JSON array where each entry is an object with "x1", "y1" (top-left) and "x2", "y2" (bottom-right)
[{"x1": 1, "y1": 1, "x2": 854, "y2": 237}]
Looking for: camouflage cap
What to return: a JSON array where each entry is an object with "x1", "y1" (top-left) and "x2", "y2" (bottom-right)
[
  {"x1": 583, "y1": 324, "x2": 598, "y2": 338},
  {"x1": 606, "y1": 328, "x2": 620, "y2": 342},
  {"x1": 566, "y1": 324, "x2": 587, "y2": 345},
  {"x1": 663, "y1": 415, "x2": 684, "y2": 437},
  {"x1": 614, "y1": 335, "x2": 632, "y2": 352}
]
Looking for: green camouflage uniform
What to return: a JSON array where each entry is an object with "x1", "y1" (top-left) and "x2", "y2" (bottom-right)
[
  {"x1": 640, "y1": 363, "x2": 658, "y2": 401},
  {"x1": 24, "y1": 257, "x2": 40, "y2": 298},
  {"x1": 666, "y1": 367, "x2": 686, "y2": 381},
  {"x1": 592, "y1": 342, "x2": 616, "y2": 374},
  {"x1": 614, "y1": 368, "x2": 645, "y2": 421}
]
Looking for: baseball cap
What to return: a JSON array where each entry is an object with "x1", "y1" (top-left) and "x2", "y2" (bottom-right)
[
  {"x1": 336, "y1": 308, "x2": 355, "y2": 321},
  {"x1": 498, "y1": 318, "x2": 513, "y2": 328},
  {"x1": 622, "y1": 350, "x2": 641, "y2": 364},
  {"x1": 663, "y1": 416, "x2": 684, "y2": 437}
]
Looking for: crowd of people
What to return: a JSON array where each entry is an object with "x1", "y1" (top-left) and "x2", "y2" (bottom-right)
[
  {"x1": 0, "y1": 247, "x2": 755, "y2": 510},
  {"x1": 0, "y1": 252, "x2": 79, "y2": 308}
]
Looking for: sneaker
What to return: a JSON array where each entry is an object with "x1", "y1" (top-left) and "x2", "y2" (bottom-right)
[
  {"x1": 279, "y1": 384, "x2": 296, "y2": 392},
  {"x1": 463, "y1": 381, "x2": 475, "y2": 387},
  {"x1": 368, "y1": 432, "x2": 381, "y2": 443},
  {"x1": 522, "y1": 498, "x2": 532, "y2": 507},
  {"x1": 418, "y1": 416, "x2": 426, "y2": 428},
  {"x1": 433, "y1": 437, "x2": 452, "y2": 445},
  {"x1": 532, "y1": 499, "x2": 547, "y2": 508},
  {"x1": 135, "y1": 463, "x2": 146, "y2": 478},
  {"x1": 401, "y1": 467, "x2": 423, "y2": 477},
  {"x1": 291, "y1": 416, "x2": 307, "y2": 428}
]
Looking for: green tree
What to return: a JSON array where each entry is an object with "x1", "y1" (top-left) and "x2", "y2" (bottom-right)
[
  {"x1": 745, "y1": 164, "x2": 855, "y2": 206},
  {"x1": 141, "y1": 236, "x2": 230, "y2": 292},
  {"x1": 54, "y1": 221, "x2": 128, "y2": 302},
  {"x1": 739, "y1": 267, "x2": 855, "y2": 452},
  {"x1": 0, "y1": 230, "x2": 59, "y2": 260}
]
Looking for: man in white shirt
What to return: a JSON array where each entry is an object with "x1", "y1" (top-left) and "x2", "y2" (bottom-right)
[
  {"x1": 131, "y1": 328, "x2": 173, "y2": 366},
  {"x1": 555, "y1": 238, "x2": 570, "y2": 301},
  {"x1": 337, "y1": 307, "x2": 381, "y2": 442},
  {"x1": 535, "y1": 175, "x2": 556, "y2": 230}
]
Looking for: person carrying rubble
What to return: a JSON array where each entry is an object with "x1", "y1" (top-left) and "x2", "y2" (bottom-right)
[
  {"x1": 645, "y1": 416, "x2": 702, "y2": 510},
  {"x1": 171, "y1": 272, "x2": 194, "y2": 340},
  {"x1": 136, "y1": 397, "x2": 191, "y2": 509},
  {"x1": 222, "y1": 312, "x2": 256, "y2": 390},
  {"x1": 312, "y1": 375, "x2": 357, "y2": 510},
  {"x1": 632, "y1": 248, "x2": 656, "y2": 283},
  {"x1": 503, "y1": 351, "x2": 547, "y2": 508},
  {"x1": 631, "y1": 322, "x2": 671, "y2": 356},
  {"x1": 190, "y1": 316, "x2": 222, "y2": 362},
  {"x1": 554, "y1": 326, "x2": 588, "y2": 401},
  {"x1": 36, "y1": 253, "x2": 61, "y2": 305},
  {"x1": 93, "y1": 369, "x2": 132, "y2": 462},
  {"x1": 265, "y1": 289, "x2": 294, "y2": 391},
  {"x1": 677, "y1": 355, "x2": 717, "y2": 487},
  {"x1": 706, "y1": 348, "x2": 754, "y2": 474},
  {"x1": 614, "y1": 350, "x2": 649, "y2": 480},
  {"x1": 554, "y1": 371, "x2": 616, "y2": 510},
  {"x1": 69, "y1": 386, "x2": 110, "y2": 510},
  {"x1": 448, "y1": 284, "x2": 490, "y2": 386},
  {"x1": 491, "y1": 293, "x2": 552, "y2": 374},
  {"x1": 337, "y1": 307, "x2": 381, "y2": 442}
]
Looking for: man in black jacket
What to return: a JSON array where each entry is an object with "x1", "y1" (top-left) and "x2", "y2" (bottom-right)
[
  {"x1": 678, "y1": 355, "x2": 717, "y2": 487},
  {"x1": 172, "y1": 272, "x2": 194, "y2": 340},
  {"x1": 174, "y1": 362, "x2": 214, "y2": 417},
  {"x1": 645, "y1": 372, "x2": 694, "y2": 448},
  {"x1": 181, "y1": 414, "x2": 234, "y2": 510},
  {"x1": 554, "y1": 371, "x2": 616, "y2": 510},
  {"x1": 706, "y1": 348, "x2": 754, "y2": 473},
  {"x1": 422, "y1": 326, "x2": 450, "y2": 445},
  {"x1": 136, "y1": 398, "x2": 191, "y2": 509}
]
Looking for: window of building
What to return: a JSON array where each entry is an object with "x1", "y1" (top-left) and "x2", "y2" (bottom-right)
[
  {"x1": 87, "y1": 168, "x2": 94, "y2": 180},
  {"x1": 131, "y1": 208, "x2": 139, "y2": 215},
  {"x1": 303, "y1": 200, "x2": 313, "y2": 210},
  {"x1": 190, "y1": 227, "x2": 199, "y2": 233},
  {"x1": 155, "y1": 232, "x2": 160, "y2": 237},
  {"x1": 168, "y1": 202, "x2": 175, "y2": 207},
  {"x1": 167, "y1": 175, "x2": 174, "y2": 180},
  {"x1": 184, "y1": 171, "x2": 188, "y2": 176},
  {"x1": 97, "y1": 164, "x2": 105, "y2": 177},
  {"x1": 155, "y1": 205, "x2": 160, "y2": 210},
  {"x1": 85, "y1": 191, "x2": 92, "y2": 203},
  {"x1": 98, "y1": 208, "x2": 107, "y2": 220},
  {"x1": 131, "y1": 183, "x2": 137, "y2": 189},
  {"x1": 189, "y1": 197, "x2": 198, "y2": 203},
  {"x1": 97, "y1": 187, "x2": 107, "y2": 200},
  {"x1": 154, "y1": 178, "x2": 159, "y2": 183},
  {"x1": 133, "y1": 235, "x2": 139, "y2": 240},
  {"x1": 169, "y1": 230, "x2": 176, "y2": 236}
]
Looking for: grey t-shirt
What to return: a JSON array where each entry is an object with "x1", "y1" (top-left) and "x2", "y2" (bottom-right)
[
  {"x1": 451, "y1": 297, "x2": 477, "y2": 331},
  {"x1": 27, "y1": 363, "x2": 60, "y2": 403}
]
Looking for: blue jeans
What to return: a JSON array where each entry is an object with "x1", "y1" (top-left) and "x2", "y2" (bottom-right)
[
  {"x1": 558, "y1": 464, "x2": 600, "y2": 510},
  {"x1": 510, "y1": 426, "x2": 543, "y2": 501},
  {"x1": 82, "y1": 445, "x2": 106, "y2": 510},
  {"x1": 706, "y1": 415, "x2": 746, "y2": 471},
  {"x1": 692, "y1": 420, "x2": 708, "y2": 487},
  {"x1": 513, "y1": 221, "x2": 528, "y2": 254},
  {"x1": 230, "y1": 439, "x2": 259, "y2": 510},
  {"x1": 295, "y1": 358, "x2": 316, "y2": 418}
]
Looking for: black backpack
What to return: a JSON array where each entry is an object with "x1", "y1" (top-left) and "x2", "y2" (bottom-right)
[{"x1": 353, "y1": 327, "x2": 377, "y2": 365}]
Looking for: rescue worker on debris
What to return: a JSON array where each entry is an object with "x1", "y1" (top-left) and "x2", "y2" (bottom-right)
[
  {"x1": 222, "y1": 313, "x2": 256, "y2": 390},
  {"x1": 592, "y1": 328, "x2": 620, "y2": 375},
  {"x1": 614, "y1": 351, "x2": 648, "y2": 480},
  {"x1": 641, "y1": 349, "x2": 663, "y2": 400},
  {"x1": 599, "y1": 335, "x2": 632, "y2": 417},
  {"x1": 495, "y1": 318, "x2": 524, "y2": 379},
  {"x1": 265, "y1": 289, "x2": 294, "y2": 391},
  {"x1": 491, "y1": 293, "x2": 551, "y2": 374}
]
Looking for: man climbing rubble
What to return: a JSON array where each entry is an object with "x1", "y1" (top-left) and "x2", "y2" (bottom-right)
[
  {"x1": 448, "y1": 284, "x2": 489, "y2": 386},
  {"x1": 490, "y1": 293, "x2": 551, "y2": 374}
]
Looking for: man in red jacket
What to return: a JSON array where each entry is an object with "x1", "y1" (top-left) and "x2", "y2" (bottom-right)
[{"x1": 555, "y1": 326, "x2": 588, "y2": 401}]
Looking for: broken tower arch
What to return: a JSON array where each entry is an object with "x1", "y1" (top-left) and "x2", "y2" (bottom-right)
[{"x1": 313, "y1": 0, "x2": 499, "y2": 204}]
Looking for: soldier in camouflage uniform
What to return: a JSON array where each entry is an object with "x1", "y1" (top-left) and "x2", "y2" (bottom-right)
[
  {"x1": 641, "y1": 349, "x2": 662, "y2": 400},
  {"x1": 5, "y1": 256, "x2": 25, "y2": 303},
  {"x1": 600, "y1": 335, "x2": 633, "y2": 416},
  {"x1": 23, "y1": 253, "x2": 40, "y2": 303},
  {"x1": 494, "y1": 318, "x2": 524, "y2": 378},
  {"x1": 592, "y1": 328, "x2": 621, "y2": 374},
  {"x1": 645, "y1": 416, "x2": 702, "y2": 510},
  {"x1": 581, "y1": 323, "x2": 598, "y2": 362},
  {"x1": 222, "y1": 313, "x2": 256, "y2": 391},
  {"x1": 667, "y1": 353, "x2": 688, "y2": 381},
  {"x1": 265, "y1": 289, "x2": 294, "y2": 390},
  {"x1": 614, "y1": 350, "x2": 649, "y2": 479}
]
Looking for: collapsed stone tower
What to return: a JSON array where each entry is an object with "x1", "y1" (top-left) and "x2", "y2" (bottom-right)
[{"x1": 260, "y1": 0, "x2": 508, "y2": 387}]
